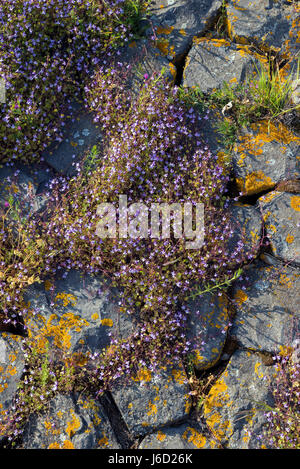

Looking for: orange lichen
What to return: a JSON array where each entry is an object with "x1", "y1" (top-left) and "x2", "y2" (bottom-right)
[
  {"x1": 171, "y1": 368, "x2": 187, "y2": 385},
  {"x1": 254, "y1": 362, "x2": 264, "y2": 379},
  {"x1": 235, "y1": 289, "x2": 248, "y2": 306},
  {"x1": 157, "y1": 430, "x2": 166, "y2": 442},
  {"x1": 66, "y1": 411, "x2": 81, "y2": 438},
  {"x1": 291, "y1": 196, "x2": 300, "y2": 212},
  {"x1": 132, "y1": 367, "x2": 152, "y2": 383},
  {"x1": 146, "y1": 401, "x2": 157, "y2": 417},
  {"x1": 182, "y1": 427, "x2": 207, "y2": 448},
  {"x1": 98, "y1": 434, "x2": 109, "y2": 447},
  {"x1": 100, "y1": 318, "x2": 113, "y2": 327},
  {"x1": 236, "y1": 171, "x2": 275, "y2": 195},
  {"x1": 286, "y1": 234, "x2": 294, "y2": 244}
]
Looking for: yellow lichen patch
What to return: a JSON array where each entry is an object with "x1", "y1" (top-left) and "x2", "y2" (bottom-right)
[
  {"x1": 267, "y1": 224, "x2": 277, "y2": 234},
  {"x1": 182, "y1": 427, "x2": 207, "y2": 449},
  {"x1": 91, "y1": 313, "x2": 99, "y2": 321},
  {"x1": 184, "y1": 394, "x2": 192, "y2": 414},
  {"x1": 236, "y1": 171, "x2": 275, "y2": 195},
  {"x1": 291, "y1": 196, "x2": 300, "y2": 212},
  {"x1": 27, "y1": 312, "x2": 89, "y2": 353},
  {"x1": 235, "y1": 289, "x2": 248, "y2": 306},
  {"x1": 169, "y1": 62, "x2": 177, "y2": 80},
  {"x1": 48, "y1": 442, "x2": 60, "y2": 449},
  {"x1": 62, "y1": 440, "x2": 75, "y2": 449},
  {"x1": 203, "y1": 377, "x2": 233, "y2": 441},
  {"x1": 157, "y1": 430, "x2": 166, "y2": 442},
  {"x1": 100, "y1": 318, "x2": 113, "y2": 327},
  {"x1": 55, "y1": 292, "x2": 77, "y2": 308},
  {"x1": 98, "y1": 434, "x2": 109, "y2": 447},
  {"x1": 204, "y1": 378, "x2": 229, "y2": 413},
  {"x1": 279, "y1": 345, "x2": 293, "y2": 357},
  {"x1": 44, "y1": 419, "x2": 52, "y2": 431},
  {"x1": 193, "y1": 349, "x2": 204, "y2": 368},
  {"x1": 156, "y1": 25, "x2": 174, "y2": 36},
  {"x1": 171, "y1": 368, "x2": 187, "y2": 385},
  {"x1": 286, "y1": 234, "x2": 294, "y2": 244},
  {"x1": 146, "y1": 400, "x2": 157, "y2": 417},
  {"x1": 66, "y1": 410, "x2": 81, "y2": 438},
  {"x1": 239, "y1": 121, "x2": 299, "y2": 151},
  {"x1": 254, "y1": 362, "x2": 264, "y2": 379},
  {"x1": 132, "y1": 367, "x2": 152, "y2": 383},
  {"x1": 156, "y1": 38, "x2": 171, "y2": 57}
]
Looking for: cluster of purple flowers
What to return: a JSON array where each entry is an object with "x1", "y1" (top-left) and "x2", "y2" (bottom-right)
[
  {"x1": 34, "y1": 68, "x2": 253, "y2": 389},
  {"x1": 0, "y1": 0, "x2": 141, "y2": 164},
  {"x1": 260, "y1": 353, "x2": 300, "y2": 448}
]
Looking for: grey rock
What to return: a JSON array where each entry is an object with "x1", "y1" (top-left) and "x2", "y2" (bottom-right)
[
  {"x1": 111, "y1": 363, "x2": 191, "y2": 437},
  {"x1": 233, "y1": 121, "x2": 300, "y2": 195},
  {"x1": 231, "y1": 260, "x2": 300, "y2": 353},
  {"x1": 0, "y1": 333, "x2": 24, "y2": 442},
  {"x1": 148, "y1": 0, "x2": 222, "y2": 58},
  {"x1": 43, "y1": 111, "x2": 103, "y2": 176},
  {"x1": 139, "y1": 421, "x2": 218, "y2": 449},
  {"x1": 203, "y1": 349, "x2": 275, "y2": 448},
  {"x1": 22, "y1": 393, "x2": 120, "y2": 449},
  {"x1": 183, "y1": 39, "x2": 256, "y2": 93},
  {"x1": 227, "y1": 0, "x2": 297, "y2": 51},
  {"x1": 259, "y1": 191, "x2": 300, "y2": 265},
  {"x1": 185, "y1": 292, "x2": 230, "y2": 370},
  {"x1": 197, "y1": 108, "x2": 226, "y2": 157},
  {"x1": 23, "y1": 270, "x2": 135, "y2": 358}
]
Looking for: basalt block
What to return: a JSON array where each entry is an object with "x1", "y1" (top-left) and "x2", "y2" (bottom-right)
[
  {"x1": 183, "y1": 39, "x2": 257, "y2": 93},
  {"x1": 23, "y1": 270, "x2": 135, "y2": 361},
  {"x1": 227, "y1": 0, "x2": 297, "y2": 52},
  {"x1": 148, "y1": 0, "x2": 222, "y2": 59},
  {"x1": 231, "y1": 260, "x2": 300, "y2": 354},
  {"x1": 43, "y1": 111, "x2": 103, "y2": 176},
  {"x1": 22, "y1": 393, "x2": 120, "y2": 449},
  {"x1": 111, "y1": 363, "x2": 191, "y2": 437},
  {"x1": 203, "y1": 350, "x2": 275, "y2": 448},
  {"x1": 233, "y1": 121, "x2": 300, "y2": 196},
  {"x1": 259, "y1": 191, "x2": 300, "y2": 265}
]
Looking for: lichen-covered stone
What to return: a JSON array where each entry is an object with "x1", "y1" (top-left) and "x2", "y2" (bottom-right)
[
  {"x1": 185, "y1": 292, "x2": 230, "y2": 370},
  {"x1": 43, "y1": 111, "x2": 103, "y2": 176},
  {"x1": 22, "y1": 393, "x2": 120, "y2": 449},
  {"x1": 0, "y1": 333, "x2": 24, "y2": 442},
  {"x1": 233, "y1": 121, "x2": 300, "y2": 196},
  {"x1": 203, "y1": 350, "x2": 275, "y2": 448},
  {"x1": 183, "y1": 39, "x2": 256, "y2": 93},
  {"x1": 111, "y1": 363, "x2": 191, "y2": 437},
  {"x1": 231, "y1": 260, "x2": 300, "y2": 354},
  {"x1": 227, "y1": 0, "x2": 297, "y2": 51},
  {"x1": 259, "y1": 191, "x2": 300, "y2": 265},
  {"x1": 148, "y1": 0, "x2": 222, "y2": 59},
  {"x1": 139, "y1": 421, "x2": 218, "y2": 449},
  {"x1": 23, "y1": 270, "x2": 135, "y2": 359}
]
